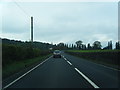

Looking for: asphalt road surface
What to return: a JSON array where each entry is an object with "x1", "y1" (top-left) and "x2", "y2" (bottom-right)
[{"x1": 3, "y1": 52, "x2": 120, "y2": 89}]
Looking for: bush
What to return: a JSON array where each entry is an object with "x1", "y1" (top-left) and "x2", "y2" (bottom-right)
[
  {"x1": 2, "y1": 44, "x2": 51, "y2": 67},
  {"x1": 66, "y1": 50, "x2": 119, "y2": 66}
]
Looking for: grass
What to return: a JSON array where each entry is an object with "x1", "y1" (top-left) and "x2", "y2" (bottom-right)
[
  {"x1": 67, "y1": 49, "x2": 119, "y2": 52},
  {"x1": 3, "y1": 54, "x2": 52, "y2": 79},
  {"x1": 65, "y1": 50, "x2": 120, "y2": 70}
]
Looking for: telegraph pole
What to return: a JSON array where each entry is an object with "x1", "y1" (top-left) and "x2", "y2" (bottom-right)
[{"x1": 31, "y1": 16, "x2": 33, "y2": 43}]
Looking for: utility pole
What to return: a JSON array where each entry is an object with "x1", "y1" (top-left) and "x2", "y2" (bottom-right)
[{"x1": 31, "y1": 16, "x2": 33, "y2": 43}]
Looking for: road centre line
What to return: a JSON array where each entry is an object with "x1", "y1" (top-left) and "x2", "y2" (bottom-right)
[
  {"x1": 62, "y1": 56, "x2": 99, "y2": 88},
  {"x1": 62, "y1": 56, "x2": 67, "y2": 60},
  {"x1": 62, "y1": 55, "x2": 64, "y2": 58},
  {"x1": 64, "y1": 58, "x2": 67, "y2": 60},
  {"x1": 74, "y1": 68, "x2": 99, "y2": 88},
  {"x1": 67, "y1": 61, "x2": 72, "y2": 65},
  {"x1": 63, "y1": 56, "x2": 99, "y2": 88},
  {"x1": 3, "y1": 56, "x2": 52, "y2": 89}
]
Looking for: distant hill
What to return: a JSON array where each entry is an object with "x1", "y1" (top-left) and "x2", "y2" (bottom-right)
[{"x1": 1, "y1": 38, "x2": 55, "y2": 50}]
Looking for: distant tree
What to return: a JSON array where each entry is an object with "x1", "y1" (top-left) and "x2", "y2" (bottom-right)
[
  {"x1": 92, "y1": 41, "x2": 102, "y2": 49},
  {"x1": 74, "y1": 45, "x2": 77, "y2": 49},
  {"x1": 103, "y1": 46, "x2": 109, "y2": 50},
  {"x1": 108, "y1": 41, "x2": 112, "y2": 49},
  {"x1": 81, "y1": 44, "x2": 86, "y2": 50},
  {"x1": 72, "y1": 44, "x2": 74, "y2": 49},
  {"x1": 69, "y1": 44, "x2": 71, "y2": 48},
  {"x1": 66, "y1": 44, "x2": 69, "y2": 49},
  {"x1": 115, "y1": 41, "x2": 120, "y2": 49},
  {"x1": 57, "y1": 42, "x2": 65, "y2": 50},
  {"x1": 75, "y1": 40, "x2": 83, "y2": 50},
  {"x1": 87, "y1": 43, "x2": 92, "y2": 50}
]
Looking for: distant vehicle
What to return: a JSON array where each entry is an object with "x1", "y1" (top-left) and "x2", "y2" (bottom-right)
[{"x1": 53, "y1": 50, "x2": 61, "y2": 58}]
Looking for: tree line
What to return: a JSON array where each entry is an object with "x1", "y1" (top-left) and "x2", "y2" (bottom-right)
[
  {"x1": 54, "y1": 40, "x2": 120, "y2": 50},
  {"x1": 2, "y1": 38, "x2": 54, "y2": 50},
  {"x1": 2, "y1": 38, "x2": 53, "y2": 67}
]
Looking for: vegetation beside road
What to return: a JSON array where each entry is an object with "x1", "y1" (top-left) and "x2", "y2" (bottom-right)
[
  {"x1": 2, "y1": 38, "x2": 120, "y2": 79},
  {"x1": 65, "y1": 50, "x2": 120, "y2": 70},
  {"x1": 3, "y1": 54, "x2": 51, "y2": 79},
  {"x1": 2, "y1": 44, "x2": 51, "y2": 67},
  {"x1": 67, "y1": 50, "x2": 119, "y2": 52},
  {"x1": 2, "y1": 39, "x2": 53, "y2": 79}
]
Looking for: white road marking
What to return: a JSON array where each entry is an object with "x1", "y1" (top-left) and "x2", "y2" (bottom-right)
[
  {"x1": 63, "y1": 58, "x2": 67, "y2": 60},
  {"x1": 67, "y1": 61, "x2": 72, "y2": 65},
  {"x1": 64, "y1": 58, "x2": 67, "y2": 60},
  {"x1": 3, "y1": 56, "x2": 52, "y2": 89},
  {"x1": 74, "y1": 68, "x2": 99, "y2": 88},
  {"x1": 95, "y1": 63, "x2": 120, "y2": 71},
  {"x1": 61, "y1": 55, "x2": 67, "y2": 61}
]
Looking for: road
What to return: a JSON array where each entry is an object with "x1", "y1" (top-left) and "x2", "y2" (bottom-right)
[{"x1": 3, "y1": 52, "x2": 119, "y2": 89}]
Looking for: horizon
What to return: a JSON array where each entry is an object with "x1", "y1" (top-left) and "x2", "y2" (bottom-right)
[
  {"x1": 1, "y1": 37, "x2": 119, "y2": 49},
  {"x1": 1, "y1": 1, "x2": 118, "y2": 48}
]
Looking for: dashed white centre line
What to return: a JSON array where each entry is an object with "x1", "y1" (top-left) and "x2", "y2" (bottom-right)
[
  {"x1": 67, "y1": 61, "x2": 72, "y2": 65},
  {"x1": 74, "y1": 68, "x2": 99, "y2": 88},
  {"x1": 64, "y1": 58, "x2": 67, "y2": 60},
  {"x1": 62, "y1": 55, "x2": 99, "y2": 88}
]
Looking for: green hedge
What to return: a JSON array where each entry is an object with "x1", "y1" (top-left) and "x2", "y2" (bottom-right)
[
  {"x1": 66, "y1": 50, "x2": 119, "y2": 66},
  {"x1": 2, "y1": 44, "x2": 51, "y2": 67}
]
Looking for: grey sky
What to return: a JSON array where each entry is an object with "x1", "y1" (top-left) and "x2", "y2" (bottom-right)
[{"x1": 1, "y1": 1, "x2": 118, "y2": 48}]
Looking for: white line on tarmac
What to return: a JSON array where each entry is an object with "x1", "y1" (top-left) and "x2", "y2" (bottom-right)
[
  {"x1": 3, "y1": 56, "x2": 52, "y2": 89},
  {"x1": 95, "y1": 63, "x2": 120, "y2": 71},
  {"x1": 67, "y1": 61, "x2": 72, "y2": 65},
  {"x1": 74, "y1": 68, "x2": 99, "y2": 88},
  {"x1": 64, "y1": 58, "x2": 67, "y2": 60},
  {"x1": 62, "y1": 55, "x2": 67, "y2": 60}
]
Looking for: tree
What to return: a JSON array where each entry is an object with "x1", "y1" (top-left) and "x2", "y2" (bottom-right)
[
  {"x1": 115, "y1": 41, "x2": 120, "y2": 49},
  {"x1": 69, "y1": 44, "x2": 71, "y2": 48},
  {"x1": 92, "y1": 41, "x2": 102, "y2": 49},
  {"x1": 75, "y1": 40, "x2": 83, "y2": 50},
  {"x1": 66, "y1": 44, "x2": 69, "y2": 49},
  {"x1": 87, "y1": 43, "x2": 92, "y2": 50},
  {"x1": 103, "y1": 46, "x2": 109, "y2": 50},
  {"x1": 81, "y1": 44, "x2": 86, "y2": 50},
  {"x1": 72, "y1": 44, "x2": 74, "y2": 49},
  {"x1": 108, "y1": 41, "x2": 112, "y2": 49},
  {"x1": 57, "y1": 42, "x2": 65, "y2": 50},
  {"x1": 74, "y1": 45, "x2": 77, "y2": 49}
]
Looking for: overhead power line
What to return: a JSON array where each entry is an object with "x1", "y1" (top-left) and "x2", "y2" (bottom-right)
[{"x1": 12, "y1": 0, "x2": 30, "y2": 17}]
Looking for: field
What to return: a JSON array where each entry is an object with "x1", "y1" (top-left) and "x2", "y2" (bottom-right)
[{"x1": 65, "y1": 50, "x2": 120, "y2": 70}]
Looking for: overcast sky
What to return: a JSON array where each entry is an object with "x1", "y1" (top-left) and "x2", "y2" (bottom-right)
[{"x1": 0, "y1": 1, "x2": 118, "y2": 48}]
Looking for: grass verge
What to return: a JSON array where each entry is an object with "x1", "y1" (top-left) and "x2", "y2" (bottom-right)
[
  {"x1": 3, "y1": 54, "x2": 52, "y2": 80},
  {"x1": 65, "y1": 50, "x2": 120, "y2": 70},
  {"x1": 67, "y1": 49, "x2": 119, "y2": 52}
]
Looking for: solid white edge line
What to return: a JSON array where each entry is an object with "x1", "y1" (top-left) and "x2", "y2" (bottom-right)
[
  {"x1": 74, "y1": 68, "x2": 99, "y2": 88},
  {"x1": 95, "y1": 63, "x2": 120, "y2": 71},
  {"x1": 3, "y1": 55, "x2": 52, "y2": 89},
  {"x1": 67, "y1": 61, "x2": 72, "y2": 65}
]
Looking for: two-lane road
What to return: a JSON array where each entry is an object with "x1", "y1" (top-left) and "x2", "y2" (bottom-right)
[{"x1": 3, "y1": 52, "x2": 119, "y2": 88}]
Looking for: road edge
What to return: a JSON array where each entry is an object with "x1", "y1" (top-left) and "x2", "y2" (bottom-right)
[{"x1": 2, "y1": 55, "x2": 52, "y2": 89}]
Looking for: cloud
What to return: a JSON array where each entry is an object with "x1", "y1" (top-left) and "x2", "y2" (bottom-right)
[{"x1": 1, "y1": 2, "x2": 118, "y2": 48}]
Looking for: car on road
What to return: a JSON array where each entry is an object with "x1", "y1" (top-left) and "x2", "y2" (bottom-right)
[{"x1": 53, "y1": 50, "x2": 61, "y2": 58}]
